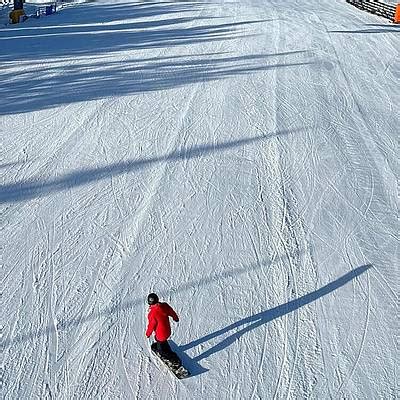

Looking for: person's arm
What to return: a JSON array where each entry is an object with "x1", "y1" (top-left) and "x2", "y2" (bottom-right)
[
  {"x1": 146, "y1": 312, "x2": 157, "y2": 337},
  {"x1": 166, "y1": 304, "x2": 179, "y2": 322}
]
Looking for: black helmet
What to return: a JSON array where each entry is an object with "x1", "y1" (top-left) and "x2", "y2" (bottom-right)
[{"x1": 147, "y1": 293, "x2": 159, "y2": 305}]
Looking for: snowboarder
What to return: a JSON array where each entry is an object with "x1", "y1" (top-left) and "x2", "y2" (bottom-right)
[{"x1": 145, "y1": 293, "x2": 180, "y2": 366}]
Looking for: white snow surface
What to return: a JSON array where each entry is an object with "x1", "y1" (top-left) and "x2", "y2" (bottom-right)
[{"x1": 1, "y1": 0, "x2": 399, "y2": 398}]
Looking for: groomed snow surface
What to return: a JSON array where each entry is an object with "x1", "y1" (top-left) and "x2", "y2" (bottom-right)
[{"x1": 1, "y1": 0, "x2": 398, "y2": 398}]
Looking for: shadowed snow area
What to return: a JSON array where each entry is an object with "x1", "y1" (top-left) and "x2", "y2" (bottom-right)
[{"x1": 1, "y1": 0, "x2": 398, "y2": 398}]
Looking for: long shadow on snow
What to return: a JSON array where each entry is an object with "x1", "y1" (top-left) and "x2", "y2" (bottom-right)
[
  {"x1": 329, "y1": 23, "x2": 400, "y2": 34},
  {"x1": 180, "y1": 264, "x2": 371, "y2": 364},
  {"x1": 3, "y1": 256, "x2": 293, "y2": 347},
  {"x1": 1, "y1": 1, "x2": 205, "y2": 34},
  {"x1": 0, "y1": 0, "x2": 264, "y2": 62},
  {"x1": 0, "y1": 15, "x2": 237, "y2": 61},
  {"x1": 329, "y1": 28, "x2": 400, "y2": 33},
  {"x1": 0, "y1": 1, "x2": 303, "y2": 115},
  {"x1": 0, "y1": 50, "x2": 310, "y2": 115},
  {"x1": 0, "y1": 2, "x2": 291, "y2": 115},
  {"x1": 0, "y1": 128, "x2": 300, "y2": 203},
  {"x1": 2, "y1": 263, "x2": 371, "y2": 358}
]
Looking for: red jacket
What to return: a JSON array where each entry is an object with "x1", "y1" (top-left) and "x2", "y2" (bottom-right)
[{"x1": 146, "y1": 302, "x2": 179, "y2": 342}]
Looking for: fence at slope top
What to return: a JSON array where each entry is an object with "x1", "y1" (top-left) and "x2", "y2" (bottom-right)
[
  {"x1": 1, "y1": 0, "x2": 94, "y2": 25},
  {"x1": 345, "y1": 0, "x2": 399, "y2": 22}
]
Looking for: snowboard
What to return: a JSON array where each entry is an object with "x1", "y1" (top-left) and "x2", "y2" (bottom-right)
[{"x1": 151, "y1": 348, "x2": 190, "y2": 379}]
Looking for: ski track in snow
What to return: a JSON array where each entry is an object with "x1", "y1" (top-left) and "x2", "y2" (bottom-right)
[{"x1": 1, "y1": 0, "x2": 398, "y2": 398}]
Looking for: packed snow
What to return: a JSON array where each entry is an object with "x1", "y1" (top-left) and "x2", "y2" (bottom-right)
[{"x1": 1, "y1": 0, "x2": 398, "y2": 398}]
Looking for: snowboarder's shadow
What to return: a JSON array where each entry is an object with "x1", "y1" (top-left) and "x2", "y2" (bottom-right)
[
  {"x1": 178, "y1": 264, "x2": 371, "y2": 375},
  {"x1": 169, "y1": 340, "x2": 209, "y2": 377}
]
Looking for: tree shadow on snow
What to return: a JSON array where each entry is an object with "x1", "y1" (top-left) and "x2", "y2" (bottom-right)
[
  {"x1": 0, "y1": 0, "x2": 312, "y2": 114},
  {"x1": 0, "y1": 128, "x2": 302, "y2": 203},
  {"x1": 179, "y1": 264, "x2": 371, "y2": 368},
  {"x1": 0, "y1": 50, "x2": 310, "y2": 115},
  {"x1": 2, "y1": 262, "x2": 372, "y2": 375},
  {"x1": 0, "y1": 14, "x2": 235, "y2": 62},
  {"x1": 2, "y1": 256, "x2": 295, "y2": 347}
]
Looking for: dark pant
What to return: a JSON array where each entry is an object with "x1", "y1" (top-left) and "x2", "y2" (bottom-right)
[{"x1": 152, "y1": 340, "x2": 180, "y2": 364}]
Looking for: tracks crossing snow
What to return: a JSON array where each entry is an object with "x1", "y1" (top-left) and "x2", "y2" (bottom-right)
[{"x1": 1, "y1": 0, "x2": 398, "y2": 398}]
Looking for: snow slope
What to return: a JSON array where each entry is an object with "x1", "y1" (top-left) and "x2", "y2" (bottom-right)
[{"x1": 1, "y1": 0, "x2": 398, "y2": 398}]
